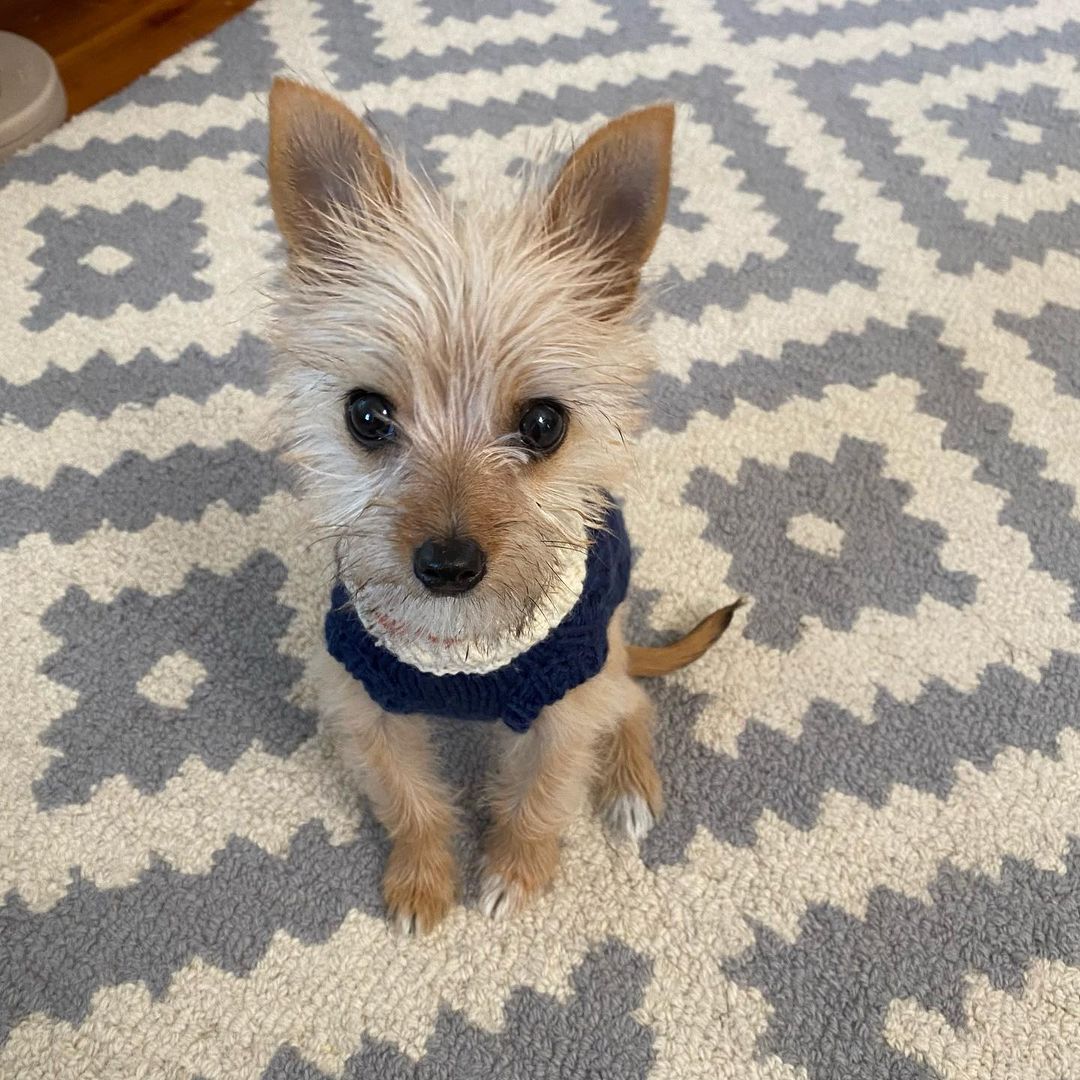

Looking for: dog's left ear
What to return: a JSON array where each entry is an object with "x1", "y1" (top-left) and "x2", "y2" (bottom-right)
[
  {"x1": 546, "y1": 104, "x2": 674, "y2": 314},
  {"x1": 268, "y1": 78, "x2": 395, "y2": 263}
]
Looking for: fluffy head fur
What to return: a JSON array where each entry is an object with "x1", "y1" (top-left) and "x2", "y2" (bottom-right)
[{"x1": 268, "y1": 80, "x2": 673, "y2": 653}]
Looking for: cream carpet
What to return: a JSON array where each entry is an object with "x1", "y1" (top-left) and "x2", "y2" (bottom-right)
[{"x1": 2, "y1": 1, "x2": 1080, "y2": 1076}]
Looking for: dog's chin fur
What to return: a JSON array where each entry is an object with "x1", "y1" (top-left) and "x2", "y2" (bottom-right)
[{"x1": 271, "y1": 161, "x2": 655, "y2": 649}]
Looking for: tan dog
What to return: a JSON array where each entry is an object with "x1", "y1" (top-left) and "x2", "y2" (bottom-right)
[{"x1": 267, "y1": 79, "x2": 736, "y2": 933}]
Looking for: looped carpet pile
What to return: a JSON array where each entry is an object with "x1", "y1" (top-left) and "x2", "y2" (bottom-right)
[{"x1": 2, "y1": 1, "x2": 1079, "y2": 1076}]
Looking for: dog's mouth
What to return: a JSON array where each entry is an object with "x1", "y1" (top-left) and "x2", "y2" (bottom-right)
[{"x1": 372, "y1": 610, "x2": 464, "y2": 650}]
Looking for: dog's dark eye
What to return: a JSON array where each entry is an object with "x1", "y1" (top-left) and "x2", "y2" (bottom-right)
[
  {"x1": 346, "y1": 391, "x2": 395, "y2": 446},
  {"x1": 518, "y1": 400, "x2": 567, "y2": 455}
]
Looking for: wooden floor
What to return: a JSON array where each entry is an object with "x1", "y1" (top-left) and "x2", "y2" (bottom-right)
[{"x1": 0, "y1": 0, "x2": 256, "y2": 116}]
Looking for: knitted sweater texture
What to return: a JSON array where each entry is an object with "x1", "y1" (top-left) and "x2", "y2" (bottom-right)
[{"x1": 324, "y1": 507, "x2": 631, "y2": 733}]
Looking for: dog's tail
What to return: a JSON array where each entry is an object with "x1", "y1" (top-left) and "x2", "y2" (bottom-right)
[{"x1": 626, "y1": 599, "x2": 744, "y2": 678}]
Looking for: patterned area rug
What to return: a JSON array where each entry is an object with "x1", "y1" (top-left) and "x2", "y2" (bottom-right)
[{"x1": 3, "y1": 1, "x2": 1080, "y2": 1076}]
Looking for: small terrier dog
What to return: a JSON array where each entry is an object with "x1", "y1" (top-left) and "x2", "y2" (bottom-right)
[{"x1": 267, "y1": 80, "x2": 735, "y2": 932}]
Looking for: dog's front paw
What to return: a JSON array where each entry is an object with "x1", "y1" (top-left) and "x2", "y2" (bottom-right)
[
  {"x1": 603, "y1": 791, "x2": 656, "y2": 843},
  {"x1": 479, "y1": 832, "x2": 559, "y2": 919},
  {"x1": 383, "y1": 837, "x2": 457, "y2": 935}
]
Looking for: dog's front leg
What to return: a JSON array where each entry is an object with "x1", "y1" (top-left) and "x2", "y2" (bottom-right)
[
  {"x1": 480, "y1": 657, "x2": 625, "y2": 919},
  {"x1": 312, "y1": 650, "x2": 458, "y2": 934}
]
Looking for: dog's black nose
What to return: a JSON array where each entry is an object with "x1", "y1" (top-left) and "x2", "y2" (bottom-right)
[{"x1": 413, "y1": 536, "x2": 487, "y2": 595}]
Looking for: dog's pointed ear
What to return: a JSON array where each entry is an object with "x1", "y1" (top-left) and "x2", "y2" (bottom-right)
[
  {"x1": 268, "y1": 78, "x2": 394, "y2": 261},
  {"x1": 546, "y1": 104, "x2": 674, "y2": 313}
]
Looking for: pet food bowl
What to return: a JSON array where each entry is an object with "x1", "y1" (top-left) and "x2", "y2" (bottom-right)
[{"x1": 0, "y1": 31, "x2": 66, "y2": 163}]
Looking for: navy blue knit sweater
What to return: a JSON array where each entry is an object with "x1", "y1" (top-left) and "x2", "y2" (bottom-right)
[{"x1": 324, "y1": 507, "x2": 631, "y2": 733}]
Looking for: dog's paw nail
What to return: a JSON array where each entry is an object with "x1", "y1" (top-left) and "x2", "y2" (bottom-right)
[
  {"x1": 394, "y1": 910, "x2": 418, "y2": 936},
  {"x1": 479, "y1": 872, "x2": 524, "y2": 920},
  {"x1": 605, "y1": 792, "x2": 655, "y2": 843}
]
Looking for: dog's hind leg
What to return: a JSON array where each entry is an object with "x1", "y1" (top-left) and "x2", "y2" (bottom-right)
[{"x1": 594, "y1": 676, "x2": 663, "y2": 843}]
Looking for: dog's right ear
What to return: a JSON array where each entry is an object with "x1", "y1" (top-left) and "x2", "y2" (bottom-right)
[{"x1": 268, "y1": 79, "x2": 394, "y2": 262}]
